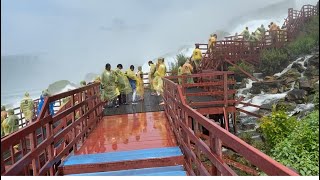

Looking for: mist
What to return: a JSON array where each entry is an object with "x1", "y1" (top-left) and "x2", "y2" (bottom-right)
[{"x1": 1, "y1": 0, "x2": 318, "y2": 94}]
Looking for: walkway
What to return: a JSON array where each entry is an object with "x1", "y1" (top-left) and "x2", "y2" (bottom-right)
[{"x1": 75, "y1": 111, "x2": 176, "y2": 154}]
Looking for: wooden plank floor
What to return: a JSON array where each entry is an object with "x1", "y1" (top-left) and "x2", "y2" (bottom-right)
[
  {"x1": 75, "y1": 111, "x2": 176, "y2": 155},
  {"x1": 103, "y1": 89, "x2": 164, "y2": 116}
]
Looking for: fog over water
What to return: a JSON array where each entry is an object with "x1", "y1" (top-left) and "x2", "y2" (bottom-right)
[{"x1": 1, "y1": 0, "x2": 318, "y2": 107}]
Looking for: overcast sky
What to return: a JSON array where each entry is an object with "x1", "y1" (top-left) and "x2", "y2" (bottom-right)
[{"x1": 1, "y1": 0, "x2": 318, "y2": 86}]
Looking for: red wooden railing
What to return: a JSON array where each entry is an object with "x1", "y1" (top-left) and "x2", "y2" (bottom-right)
[
  {"x1": 1, "y1": 83, "x2": 105, "y2": 175},
  {"x1": 199, "y1": 4, "x2": 318, "y2": 71},
  {"x1": 162, "y1": 74, "x2": 298, "y2": 176}
]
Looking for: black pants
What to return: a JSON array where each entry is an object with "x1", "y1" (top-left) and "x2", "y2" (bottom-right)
[{"x1": 118, "y1": 94, "x2": 127, "y2": 104}]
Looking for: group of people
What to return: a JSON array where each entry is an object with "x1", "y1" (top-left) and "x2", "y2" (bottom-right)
[
  {"x1": 1, "y1": 90, "x2": 55, "y2": 137},
  {"x1": 238, "y1": 21, "x2": 285, "y2": 44},
  {"x1": 99, "y1": 57, "x2": 168, "y2": 108}
]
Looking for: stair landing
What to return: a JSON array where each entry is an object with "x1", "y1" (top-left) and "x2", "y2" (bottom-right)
[{"x1": 75, "y1": 111, "x2": 177, "y2": 154}]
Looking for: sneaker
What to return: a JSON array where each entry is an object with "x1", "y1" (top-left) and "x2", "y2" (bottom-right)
[
  {"x1": 115, "y1": 104, "x2": 119, "y2": 108},
  {"x1": 151, "y1": 92, "x2": 157, "y2": 96}
]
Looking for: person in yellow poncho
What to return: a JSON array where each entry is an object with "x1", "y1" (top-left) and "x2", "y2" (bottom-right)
[
  {"x1": 191, "y1": 44, "x2": 202, "y2": 70},
  {"x1": 115, "y1": 64, "x2": 132, "y2": 105},
  {"x1": 153, "y1": 58, "x2": 167, "y2": 96},
  {"x1": 20, "y1": 92, "x2": 34, "y2": 124},
  {"x1": 1, "y1": 105, "x2": 7, "y2": 137},
  {"x1": 2, "y1": 109, "x2": 19, "y2": 136},
  {"x1": 208, "y1": 34, "x2": 217, "y2": 52},
  {"x1": 136, "y1": 66, "x2": 144, "y2": 101},
  {"x1": 125, "y1": 65, "x2": 138, "y2": 104},
  {"x1": 101, "y1": 63, "x2": 120, "y2": 108},
  {"x1": 148, "y1": 61, "x2": 157, "y2": 95},
  {"x1": 182, "y1": 58, "x2": 194, "y2": 84}
]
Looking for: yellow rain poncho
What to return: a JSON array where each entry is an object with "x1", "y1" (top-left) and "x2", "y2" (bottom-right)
[
  {"x1": 241, "y1": 28, "x2": 250, "y2": 41},
  {"x1": 115, "y1": 68, "x2": 132, "y2": 95},
  {"x1": 148, "y1": 63, "x2": 156, "y2": 90},
  {"x1": 136, "y1": 66, "x2": 144, "y2": 99},
  {"x1": 254, "y1": 29, "x2": 262, "y2": 41},
  {"x1": 182, "y1": 61, "x2": 194, "y2": 84},
  {"x1": 153, "y1": 59, "x2": 167, "y2": 94},
  {"x1": 1, "y1": 106, "x2": 7, "y2": 137},
  {"x1": 20, "y1": 92, "x2": 34, "y2": 122},
  {"x1": 101, "y1": 70, "x2": 120, "y2": 101},
  {"x1": 208, "y1": 35, "x2": 217, "y2": 49},
  {"x1": 2, "y1": 109, "x2": 19, "y2": 136}
]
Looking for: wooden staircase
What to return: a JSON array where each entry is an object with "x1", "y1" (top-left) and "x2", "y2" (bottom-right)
[{"x1": 58, "y1": 147, "x2": 186, "y2": 176}]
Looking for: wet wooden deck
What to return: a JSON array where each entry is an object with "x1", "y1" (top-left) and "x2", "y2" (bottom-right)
[
  {"x1": 103, "y1": 89, "x2": 164, "y2": 116},
  {"x1": 75, "y1": 111, "x2": 176, "y2": 155}
]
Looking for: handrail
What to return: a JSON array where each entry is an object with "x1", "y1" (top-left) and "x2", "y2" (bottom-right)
[
  {"x1": 1, "y1": 82, "x2": 105, "y2": 175},
  {"x1": 198, "y1": 3, "x2": 318, "y2": 71},
  {"x1": 162, "y1": 75, "x2": 299, "y2": 176}
]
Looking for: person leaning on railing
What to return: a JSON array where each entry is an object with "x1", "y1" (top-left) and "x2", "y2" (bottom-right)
[
  {"x1": 20, "y1": 92, "x2": 34, "y2": 124},
  {"x1": 37, "y1": 89, "x2": 55, "y2": 116},
  {"x1": 1, "y1": 105, "x2": 8, "y2": 137},
  {"x1": 2, "y1": 109, "x2": 19, "y2": 136}
]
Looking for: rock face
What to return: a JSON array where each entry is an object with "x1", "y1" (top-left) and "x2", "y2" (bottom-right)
[
  {"x1": 298, "y1": 78, "x2": 313, "y2": 93},
  {"x1": 250, "y1": 80, "x2": 282, "y2": 94},
  {"x1": 285, "y1": 89, "x2": 308, "y2": 103},
  {"x1": 291, "y1": 62, "x2": 305, "y2": 73}
]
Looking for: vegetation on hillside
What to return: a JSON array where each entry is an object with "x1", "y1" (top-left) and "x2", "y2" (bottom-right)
[
  {"x1": 240, "y1": 15, "x2": 320, "y2": 76},
  {"x1": 169, "y1": 53, "x2": 188, "y2": 75}
]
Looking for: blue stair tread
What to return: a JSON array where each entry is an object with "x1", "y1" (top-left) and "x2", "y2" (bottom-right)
[
  {"x1": 67, "y1": 165, "x2": 186, "y2": 176},
  {"x1": 62, "y1": 147, "x2": 182, "y2": 166}
]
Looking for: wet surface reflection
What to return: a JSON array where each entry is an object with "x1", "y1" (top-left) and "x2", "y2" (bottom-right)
[{"x1": 75, "y1": 112, "x2": 176, "y2": 155}]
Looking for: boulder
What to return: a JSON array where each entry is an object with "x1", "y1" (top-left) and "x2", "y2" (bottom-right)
[
  {"x1": 298, "y1": 78, "x2": 313, "y2": 93},
  {"x1": 285, "y1": 89, "x2": 308, "y2": 104},
  {"x1": 282, "y1": 69, "x2": 301, "y2": 79},
  {"x1": 304, "y1": 54, "x2": 319, "y2": 67},
  {"x1": 291, "y1": 62, "x2": 305, "y2": 73},
  {"x1": 250, "y1": 80, "x2": 282, "y2": 94}
]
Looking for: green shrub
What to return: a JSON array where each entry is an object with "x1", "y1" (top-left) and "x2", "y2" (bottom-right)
[
  {"x1": 169, "y1": 53, "x2": 188, "y2": 75},
  {"x1": 259, "y1": 48, "x2": 289, "y2": 76},
  {"x1": 314, "y1": 91, "x2": 319, "y2": 109},
  {"x1": 228, "y1": 60, "x2": 254, "y2": 81},
  {"x1": 271, "y1": 110, "x2": 319, "y2": 176},
  {"x1": 259, "y1": 107, "x2": 298, "y2": 149},
  {"x1": 287, "y1": 35, "x2": 317, "y2": 56}
]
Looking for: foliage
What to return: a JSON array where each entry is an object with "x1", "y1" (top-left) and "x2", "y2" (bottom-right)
[
  {"x1": 259, "y1": 107, "x2": 298, "y2": 149},
  {"x1": 313, "y1": 91, "x2": 319, "y2": 109},
  {"x1": 271, "y1": 110, "x2": 319, "y2": 176},
  {"x1": 169, "y1": 53, "x2": 188, "y2": 76},
  {"x1": 287, "y1": 36, "x2": 317, "y2": 57},
  {"x1": 287, "y1": 15, "x2": 319, "y2": 57},
  {"x1": 259, "y1": 48, "x2": 289, "y2": 76},
  {"x1": 228, "y1": 60, "x2": 255, "y2": 81}
]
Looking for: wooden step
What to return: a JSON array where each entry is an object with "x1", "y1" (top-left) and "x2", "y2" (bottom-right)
[
  {"x1": 66, "y1": 165, "x2": 187, "y2": 176},
  {"x1": 59, "y1": 147, "x2": 184, "y2": 175}
]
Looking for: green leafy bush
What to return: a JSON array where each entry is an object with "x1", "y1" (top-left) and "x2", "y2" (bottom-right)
[
  {"x1": 287, "y1": 36, "x2": 317, "y2": 57},
  {"x1": 271, "y1": 110, "x2": 319, "y2": 176},
  {"x1": 259, "y1": 107, "x2": 298, "y2": 149},
  {"x1": 259, "y1": 48, "x2": 289, "y2": 76},
  {"x1": 228, "y1": 60, "x2": 254, "y2": 81},
  {"x1": 169, "y1": 53, "x2": 188, "y2": 75}
]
